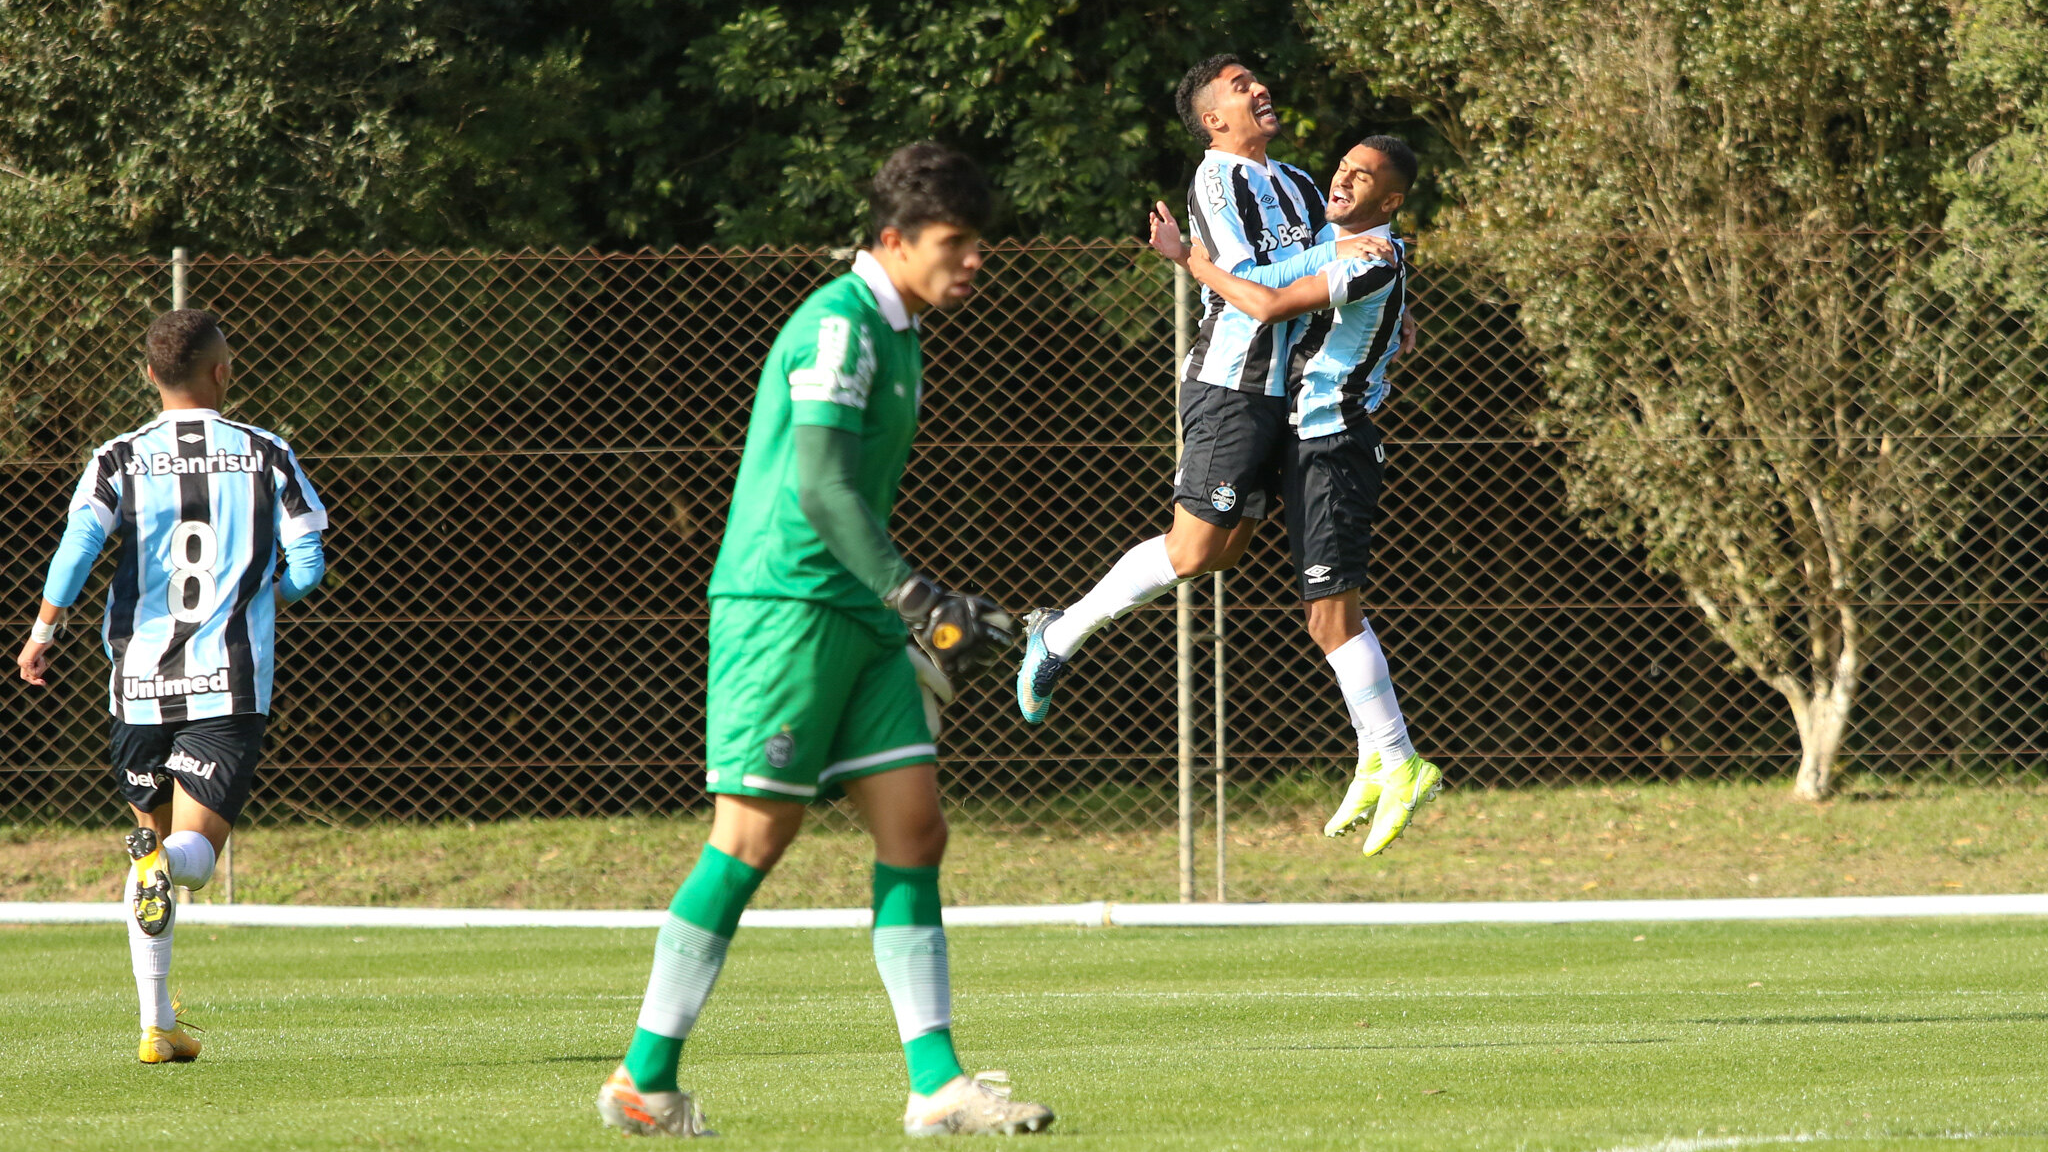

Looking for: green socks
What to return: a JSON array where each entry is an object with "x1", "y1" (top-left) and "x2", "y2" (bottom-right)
[
  {"x1": 622, "y1": 852, "x2": 963, "y2": 1098},
  {"x1": 873, "y1": 862, "x2": 964, "y2": 1096},
  {"x1": 623, "y1": 844, "x2": 766, "y2": 1092}
]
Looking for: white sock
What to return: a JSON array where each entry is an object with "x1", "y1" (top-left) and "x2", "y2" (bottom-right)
[
  {"x1": 125, "y1": 868, "x2": 175, "y2": 1030},
  {"x1": 163, "y1": 831, "x2": 215, "y2": 889},
  {"x1": 1325, "y1": 625, "x2": 1417, "y2": 769},
  {"x1": 1043, "y1": 536, "x2": 1185, "y2": 657},
  {"x1": 634, "y1": 916, "x2": 730, "y2": 1041},
  {"x1": 873, "y1": 925, "x2": 952, "y2": 1041}
]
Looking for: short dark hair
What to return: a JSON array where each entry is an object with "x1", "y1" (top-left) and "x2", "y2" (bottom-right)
[
  {"x1": 1358, "y1": 135, "x2": 1419, "y2": 193},
  {"x1": 869, "y1": 142, "x2": 994, "y2": 240},
  {"x1": 143, "y1": 309, "x2": 225, "y2": 387},
  {"x1": 1176, "y1": 54, "x2": 1242, "y2": 144}
]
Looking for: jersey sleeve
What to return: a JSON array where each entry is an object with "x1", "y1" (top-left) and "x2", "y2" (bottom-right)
[
  {"x1": 1187, "y1": 163, "x2": 1259, "y2": 274},
  {"x1": 269, "y1": 439, "x2": 329, "y2": 543},
  {"x1": 1323, "y1": 255, "x2": 1401, "y2": 308},
  {"x1": 67, "y1": 447, "x2": 120, "y2": 533},
  {"x1": 785, "y1": 307, "x2": 879, "y2": 433},
  {"x1": 1235, "y1": 241, "x2": 1337, "y2": 288}
]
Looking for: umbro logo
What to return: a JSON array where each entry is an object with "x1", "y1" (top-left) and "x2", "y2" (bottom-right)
[
  {"x1": 1305, "y1": 565, "x2": 1333, "y2": 582},
  {"x1": 178, "y1": 433, "x2": 204, "y2": 444}
]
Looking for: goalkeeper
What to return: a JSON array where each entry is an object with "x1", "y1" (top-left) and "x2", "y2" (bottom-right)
[{"x1": 598, "y1": 142, "x2": 1053, "y2": 1139}]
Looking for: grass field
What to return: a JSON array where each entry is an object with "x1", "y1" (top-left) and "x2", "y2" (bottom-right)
[
  {"x1": 6, "y1": 779, "x2": 2044, "y2": 907},
  {"x1": 3, "y1": 918, "x2": 2043, "y2": 1150}
]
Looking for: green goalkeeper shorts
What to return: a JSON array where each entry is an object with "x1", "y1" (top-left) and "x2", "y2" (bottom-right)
[{"x1": 704, "y1": 597, "x2": 937, "y2": 802}]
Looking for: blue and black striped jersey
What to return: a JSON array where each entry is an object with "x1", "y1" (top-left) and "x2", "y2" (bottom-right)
[
  {"x1": 1286, "y1": 225, "x2": 1408, "y2": 439},
  {"x1": 1182, "y1": 149, "x2": 1330, "y2": 397},
  {"x1": 68, "y1": 410, "x2": 327, "y2": 724}
]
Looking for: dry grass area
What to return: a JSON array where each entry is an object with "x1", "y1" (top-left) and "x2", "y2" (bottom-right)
[{"x1": 3, "y1": 778, "x2": 2042, "y2": 908}]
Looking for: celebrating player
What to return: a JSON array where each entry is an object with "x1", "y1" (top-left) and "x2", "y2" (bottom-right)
[
  {"x1": 1150, "y1": 136, "x2": 1443, "y2": 854},
  {"x1": 1015, "y1": 54, "x2": 1324, "y2": 718},
  {"x1": 596, "y1": 142, "x2": 1054, "y2": 1139},
  {"x1": 16, "y1": 309, "x2": 329, "y2": 1062}
]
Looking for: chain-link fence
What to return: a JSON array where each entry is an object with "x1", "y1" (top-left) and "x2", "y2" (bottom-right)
[{"x1": 2, "y1": 236, "x2": 2044, "y2": 845}]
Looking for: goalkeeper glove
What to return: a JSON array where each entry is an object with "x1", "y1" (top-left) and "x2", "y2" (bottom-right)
[{"x1": 888, "y1": 574, "x2": 1016, "y2": 683}]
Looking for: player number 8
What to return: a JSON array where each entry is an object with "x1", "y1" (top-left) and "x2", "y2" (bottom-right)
[{"x1": 167, "y1": 521, "x2": 218, "y2": 624}]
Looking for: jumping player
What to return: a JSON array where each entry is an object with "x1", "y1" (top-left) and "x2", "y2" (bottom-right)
[
  {"x1": 1015, "y1": 57, "x2": 1319, "y2": 723},
  {"x1": 596, "y1": 142, "x2": 1054, "y2": 1139},
  {"x1": 1150, "y1": 137, "x2": 1441, "y2": 854},
  {"x1": 16, "y1": 309, "x2": 328, "y2": 1061}
]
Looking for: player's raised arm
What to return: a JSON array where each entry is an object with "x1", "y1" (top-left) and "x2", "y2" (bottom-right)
[
  {"x1": 1183, "y1": 230, "x2": 1396, "y2": 326},
  {"x1": 1186, "y1": 242, "x2": 1335, "y2": 325},
  {"x1": 1151, "y1": 200, "x2": 1393, "y2": 326}
]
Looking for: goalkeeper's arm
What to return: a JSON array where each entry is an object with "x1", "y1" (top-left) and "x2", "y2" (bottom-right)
[
  {"x1": 794, "y1": 424, "x2": 916, "y2": 601},
  {"x1": 794, "y1": 425, "x2": 1012, "y2": 679}
]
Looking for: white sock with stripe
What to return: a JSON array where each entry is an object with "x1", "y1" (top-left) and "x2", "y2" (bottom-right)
[
  {"x1": 634, "y1": 918, "x2": 730, "y2": 1040},
  {"x1": 1043, "y1": 535, "x2": 1185, "y2": 658},
  {"x1": 125, "y1": 869, "x2": 175, "y2": 1030},
  {"x1": 874, "y1": 924, "x2": 952, "y2": 1040},
  {"x1": 1326, "y1": 625, "x2": 1417, "y2": 768}
]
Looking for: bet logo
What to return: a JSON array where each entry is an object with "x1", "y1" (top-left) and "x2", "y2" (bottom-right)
[
  {"x1": 1210, "y1": 484, "x2": 1238, "y2": 513},
  {"x1": 932, "y1": 623, "x2": 963, "y2": 650},
  {"x1": 765, "y1": 731, "x2": 794, "y2": 769}
]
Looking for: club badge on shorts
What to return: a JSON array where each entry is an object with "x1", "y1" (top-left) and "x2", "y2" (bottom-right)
[
  {"x1": 765, "y1": 729, "x2": 794, "y2": 769},
  {"x1": 1210, "y1": 484, "x2": 1237, "y2": 513}
]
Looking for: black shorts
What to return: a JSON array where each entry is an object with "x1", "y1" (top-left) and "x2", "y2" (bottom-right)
[
  {"x1": 112, "y1": 713, "x2": 267, "y2": 825},
  {"x1": 1283, "y1": 418, "x2": 1386, "y2": 602},
  {"x1": 1173, "y1": 381, "x2": 1289, "y2": 528}
]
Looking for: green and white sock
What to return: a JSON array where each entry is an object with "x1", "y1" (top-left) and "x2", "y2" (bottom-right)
[
  {"x1": 873, "y1": 862, "x2": 965, "y2": 1096},
  {"x1": 623, "y1": 844, "x2": 765, "y2": 1093}
]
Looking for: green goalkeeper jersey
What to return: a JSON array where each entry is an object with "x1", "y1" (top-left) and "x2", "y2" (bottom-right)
[{"x1": 706, "y1": 252, "x2": 924, "y2": 632}]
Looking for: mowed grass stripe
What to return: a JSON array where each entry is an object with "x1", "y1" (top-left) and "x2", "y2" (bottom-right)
[{"x1": 0, "y1": 921, "x2": 2041, "y2": 1151}]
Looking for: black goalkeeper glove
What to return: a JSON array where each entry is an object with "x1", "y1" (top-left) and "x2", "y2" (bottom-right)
[{"x1": 887, "y1": 574, "x2": 1016, "y2": 683}]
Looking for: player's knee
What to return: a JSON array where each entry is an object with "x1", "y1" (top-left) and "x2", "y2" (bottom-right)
[
  {"x1": 1165, "y1": 530, "x2": 1232, "y2": 578},
  {"x1": 1217, "y1": 537, "x2": 1253, "y2": 572},
  {"x1": 1305, "y1": 615, "x2": 1348, "y2": 654},
  {"x1": 898, "y1": 813, "x2": 948, "y2": 868},
  {"x1": 1303, "y1": 598, "x2": 1363, "y2": 654},
  {"x1": 162, "y1": 830, "x2": 216, "y2": 889}
]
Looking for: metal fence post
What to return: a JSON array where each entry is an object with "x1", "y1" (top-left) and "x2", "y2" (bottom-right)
[
  {"x1": 1174, "y1": 263, "x2": 1195, "y2": 903},
  {"x1": 167, "y1": 247, "x2": 233, "y2": 903},
  {"x1": 168, "y1": 246, "x2": 195, "y2": 902},
  {"x1": 1214, "y1": 570, "x2": 1227, "y2": 902}
]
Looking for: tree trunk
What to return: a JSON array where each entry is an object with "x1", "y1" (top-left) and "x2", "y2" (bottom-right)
[{"x1": 1789, "y1": 674, "x2": 1857, "y2": 801}]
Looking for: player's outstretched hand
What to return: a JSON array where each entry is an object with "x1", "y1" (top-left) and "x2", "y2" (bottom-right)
[
  {"x1": 889, "y1": 575, "x2": 1017, "y2": 683},
  {"x1": 1335, "y1": 232, "x2": 1400, "y2": 264},
  {"x1": 1148, "y1": 202, "x2": 1190, "y2": 265}
]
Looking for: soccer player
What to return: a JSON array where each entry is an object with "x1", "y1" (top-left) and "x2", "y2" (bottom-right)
[
  {"x1": 595, "y1": 142, "x2": 1054, "y2": 1139},
  {"x1": 1014, "y1": 54, "x2": 1328, "y2": 718},
  {"x1": 15, "y1": 309, "x2": 329, "y2": 1062},
  {"x1": 1150, "y1": 137, "x2": 1441, "y2": 854}
]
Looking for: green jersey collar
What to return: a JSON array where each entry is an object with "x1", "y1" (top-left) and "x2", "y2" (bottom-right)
[{"x1": 852, "y1": 250, "x2": 918, "y2": 332}]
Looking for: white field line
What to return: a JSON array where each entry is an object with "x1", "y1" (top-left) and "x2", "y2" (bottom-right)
[
  {"x1": 3, "y1": 892, "x2": 2047, "y2": 929},
  {"x1": 1594, "y1": 1131, "x2": 1828, "y2": 1152},
  {"x1": 1594, "y1": 1133, "x2": 2007, "y2": 1152}
]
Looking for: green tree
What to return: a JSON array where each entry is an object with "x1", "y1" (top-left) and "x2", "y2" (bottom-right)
[
  {"x1": 0, "y1": 0, "x2": 592, "y2": 254},
  {"x1": 0, "y1": 1, "x2": 1430, "y2": 253},
  {"x1": 1942, "y1": 0, "x2": 2048, "y2": 317},
  {"x1": 594, "y1": 0, "x2": 1415, "y2": 246},
  {"x1": 1308, "y1": 0, "x2": 2007, "y2": 798}
]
